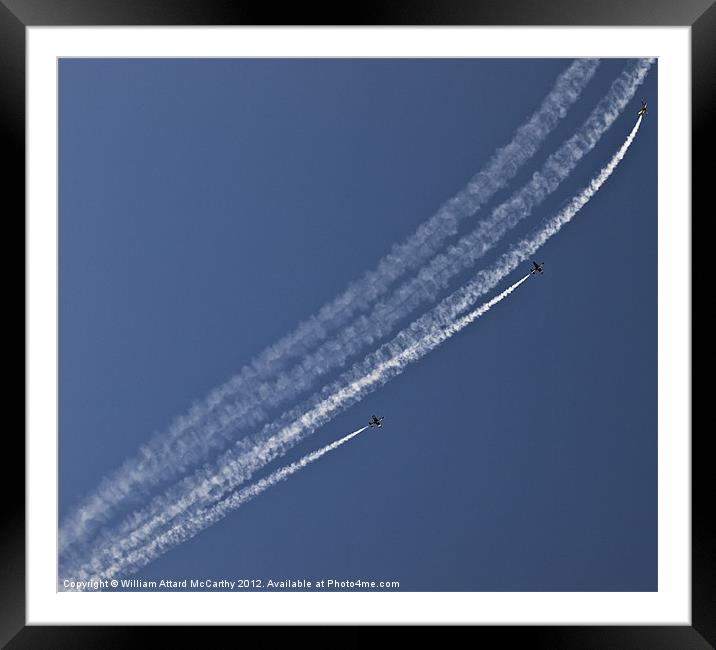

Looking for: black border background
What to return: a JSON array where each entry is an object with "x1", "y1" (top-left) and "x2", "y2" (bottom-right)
[{"x1": 6, "y1": 0, "x2": 707, "y2": 646}]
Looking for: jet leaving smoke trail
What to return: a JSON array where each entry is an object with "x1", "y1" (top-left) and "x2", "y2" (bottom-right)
[
  {"x1": 68, "y1": 426, "x2": 371, "y2": 588},
  {"x1": 72, "y1": 112, "x2": 644, "y2": 582},
  {"x1": 59, "y1": 59, "x2": 600, "y2": 555},
  {"x1": 77, "y1": 277, "x2": 530, "y2": 581}
]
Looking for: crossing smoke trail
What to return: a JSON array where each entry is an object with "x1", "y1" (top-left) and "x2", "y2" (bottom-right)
[
  {"x1": 59, "y1": 59, "x2": 600, "y2": 554},
  {"x1": 69, "y1": 111, "x2": 644, "y2": 583},
  {"x1": 76, "y1": 277, "x2": 531, "y2": 581}
]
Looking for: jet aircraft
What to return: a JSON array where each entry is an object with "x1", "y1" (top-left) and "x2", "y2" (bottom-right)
[
  {"x1": 637, "y1": 100, "x2": 648, "y2": 117},
  {"x1": 530, "y1": 261, "x2": 545, "y2": 275},
  {"x1": 369, "y1": 415, "x2": 384, "y2": 428}
]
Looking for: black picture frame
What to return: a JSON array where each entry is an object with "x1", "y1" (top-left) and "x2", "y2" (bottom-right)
[{"x1": 8, "y1": 1, "x2": 707, "y2": 646}]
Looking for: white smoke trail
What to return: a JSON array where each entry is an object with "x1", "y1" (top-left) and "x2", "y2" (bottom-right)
[
  {"x1": 109, "y1": 426, "x2": 369, "y2": 585},
  {"x1": 77, "y1": 277, "x2": 530, "y2": 581},
  {"x1": 70, "y1": 112, "x2": 644, "y2": 582},
  {"x1": 59, "y1": 59, "x2": 600, "y2": 554}
]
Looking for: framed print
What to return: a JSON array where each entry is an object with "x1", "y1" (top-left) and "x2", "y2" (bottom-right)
[{"x1": 9, "y1": 0, "x2": 707, "y2": 646}]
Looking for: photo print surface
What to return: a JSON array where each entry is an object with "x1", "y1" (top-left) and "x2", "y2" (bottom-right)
[{"x1": 58, "y1": 58, "x2": 657, "y2": 592}]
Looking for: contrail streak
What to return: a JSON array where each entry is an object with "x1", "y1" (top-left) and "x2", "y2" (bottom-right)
[
  {"x1": 75, "y1": 277, "x2": 531, "y2": 581},
  {"x1": 104, "y1": 426, "x2": 369, "y2": 587},
  {"x1": 59, "y1": 59, "x2": 600, "y2": 554},
  {"x1": 70, "y1": 111, "x2": 644, "y2": 582}
]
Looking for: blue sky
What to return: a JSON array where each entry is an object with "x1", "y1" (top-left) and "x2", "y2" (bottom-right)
[{"x1": 59, "y1": 58, "x2": 657, "y2": 591}]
